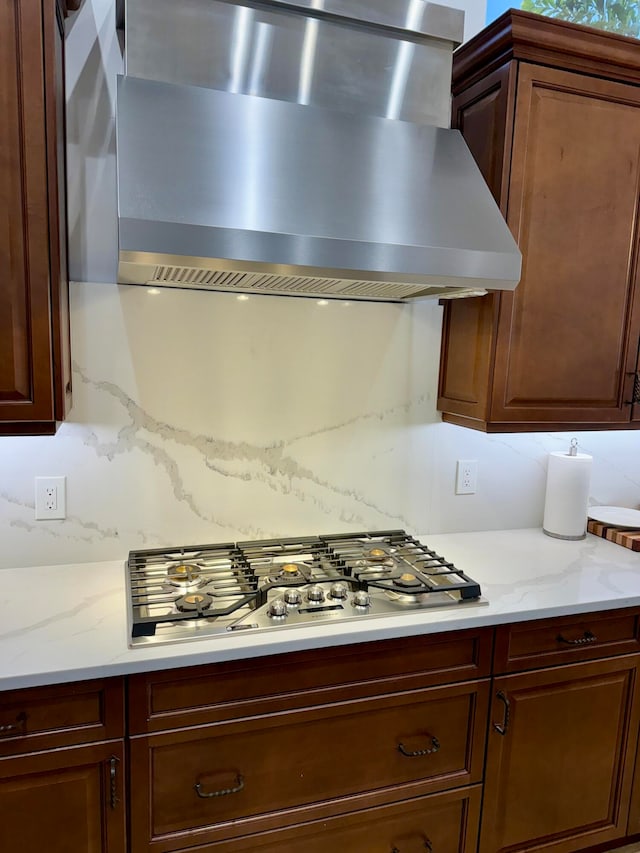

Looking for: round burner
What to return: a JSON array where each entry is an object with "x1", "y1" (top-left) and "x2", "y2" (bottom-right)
[
  {"x1": 167, "y1": 563, "x2": 201, "y2": 587},
  {"x1": 269, "y1": 561, "x2": 306, "y2": 583},
  {"x1": 397, "y1": 572, "x2": 421, "y2": 589},
  {"x1": 176, "y1": 592, "x2": 213, "y2": 612},
  {"x1": 365, "y1": 547, "x2": 388, "y2": 562}
]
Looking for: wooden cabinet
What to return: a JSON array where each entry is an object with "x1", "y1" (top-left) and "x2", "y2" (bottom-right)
[
  {"x1": 0, "y1": 677, "x2": 126, "y2": 853},
  {"x1": 438, "y1": 11, "x2": 640, "y2": 432},
  {"x1": 0, "y1": 0, "x2": 72, "y2": 435},
  {"x1": 482, "y1": 655, "x2": 640, "y2": 853},
  {"x1": 128, "y1": 629, "x2": 493, "y2": 852}
]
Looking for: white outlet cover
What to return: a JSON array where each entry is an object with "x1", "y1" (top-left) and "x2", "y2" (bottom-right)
[{"x1": 35, "y1": 476, "x2": 66, "y2": 520}]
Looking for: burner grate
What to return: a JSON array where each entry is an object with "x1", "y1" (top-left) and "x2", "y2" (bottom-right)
[{"x1": 126, "y1": 530, "x2": 483, "y2": 642}]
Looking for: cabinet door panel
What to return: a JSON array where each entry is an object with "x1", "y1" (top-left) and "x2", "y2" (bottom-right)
[
  {"x1": 438, "y1": 63, "x2": 514, "y2": 422},
  {"x1": 481, "y1": 655, "x2": 640, "y2": 853},
  {"x1": 0, "y1": 741, "x2": 126, "y2": 853},
  {"x1": 0, "y1": 0, "x2": 55, "y2": 422},
  {"x1": 492, "y1": 64, "x2": 640, "y2": 425}
]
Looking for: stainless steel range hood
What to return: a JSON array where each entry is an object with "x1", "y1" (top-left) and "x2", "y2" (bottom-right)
[{"x1": 117, "y1": 0, "x2": 521, "y2": 301}]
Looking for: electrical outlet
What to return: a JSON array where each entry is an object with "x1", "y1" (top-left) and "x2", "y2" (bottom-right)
[
  {"x1": 35, "y1": 476, "x2": 66, "y2": 520},
  {"x1": 455, "y1": 460, "x2": 477, "y2": 495}
]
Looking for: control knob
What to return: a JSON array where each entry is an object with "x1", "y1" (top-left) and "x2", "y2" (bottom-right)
[
  {"x1": 284, "y1": 588, "x2": 302, "y2": 606},
  {"x1": 329, "y1": 582, "x2": 348, "y2": 600},
  {"x1": 267, "y1": 599, "x2": 288, "y2": 618},
  {"x1": 352, "y1": 590, "x2": 371, "y2": 608},
  {"x1": 307, "y1": 585, "x2": 325, "y2": 603}
]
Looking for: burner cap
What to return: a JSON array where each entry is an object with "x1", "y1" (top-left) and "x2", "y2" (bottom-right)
[
  {"x1": 167, "y1": 563, "x2": 201, "y2": 586},
  {"x1": 397, "y1": 572, "x2": 421, "y2": 588},
  {"x1": 282, "y1": 563, "x2": 301, "y2": 574},
  {"x1": 176, "y1": 592, "x2": 213, "y2": 612},
  {"x1": 365, "y1": 547, "x2": 388, "y2": 561}
]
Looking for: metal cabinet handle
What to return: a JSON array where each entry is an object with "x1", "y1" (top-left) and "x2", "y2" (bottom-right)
[
  {"x1": 109, "y1": 755, "x2": 119, "y2": 809},
  {"x1": 194, "y1": 774, "x2": 244, "y2": 798},
  {"x1": 624, "y1": 369, "x2": 640, "y2": 406},
  {"x1": 556, "y1": 630, "x2": 597, "y2": 645},
  {"x1": 493, "y1": 690, "x2": 510, "y2": 735},
  {"x1": 392, "y1": 840, "x2": 432, "y2": 852},
  {"x1": 397, "y1": 735, "x2": 440, "y2": 757},
  {"x1": 0, "y1": 711, "x2": 27, "y2": 737}
]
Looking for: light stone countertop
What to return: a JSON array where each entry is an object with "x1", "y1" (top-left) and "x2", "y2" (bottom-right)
[{"x1": 1, "y1": 528, "x2": 639, "y2": 692}]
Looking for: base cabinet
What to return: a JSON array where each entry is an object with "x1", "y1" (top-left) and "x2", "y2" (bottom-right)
[
  {"x1": 481, "y1": 655, "x2": 640, "y2": 853},
  {"x1": 0, "y1": 677, "x2": 126, "y2": 853},
  {"x1": 0, "y1": 741, "x2": 126, "y2": 853}
]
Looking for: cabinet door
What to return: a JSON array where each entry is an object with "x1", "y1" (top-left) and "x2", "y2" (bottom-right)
[
  {"x1": 0, "y1": 0, "x2": 56, "y2": 426},
  {"x1": 0, "y1": 741, "x2": 126, "y2": 853},
  {"x1": 490, "y1": 64, "x2": 640, "y2": 427},
  {"x1": 481, "y1": 655, "x2": 640, "y2": 853},
  {"x1": 438, "y1": 63, "x2": 514, "y2": 424}
]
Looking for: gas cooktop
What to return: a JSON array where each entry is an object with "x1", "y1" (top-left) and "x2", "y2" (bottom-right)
[{"x1": 126, "y1": 530, "x2": 485, "y2": 647}]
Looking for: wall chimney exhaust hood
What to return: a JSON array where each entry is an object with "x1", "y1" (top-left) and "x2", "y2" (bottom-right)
[{"x1": 117, "y1": 0, "x2": 521, "y2": 301}]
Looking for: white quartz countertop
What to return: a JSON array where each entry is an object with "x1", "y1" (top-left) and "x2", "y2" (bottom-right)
[{"x1": 2, "y1": 528, "x2": 640, "y2": 692}]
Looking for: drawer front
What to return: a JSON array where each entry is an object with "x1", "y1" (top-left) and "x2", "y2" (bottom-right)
[
  {"x1": 0, "y1": 677, "x2": 125, "y2": 755},
  {"x1": 494, "y1": 608, "x2": 640, "y2": 674},
  {"x1": 133, "y1": 680, "x2": 489, "y2": 846},
  {"x1": 169, "y1": 784, "x2": 482, "y2": 853},
  {"x1": 129, "y1": 628, "x2": 493, "y2": 733}
]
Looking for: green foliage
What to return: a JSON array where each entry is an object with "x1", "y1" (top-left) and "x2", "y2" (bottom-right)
[{"x1": 521, "y1": 0, "x2": 640, "y2": 37}]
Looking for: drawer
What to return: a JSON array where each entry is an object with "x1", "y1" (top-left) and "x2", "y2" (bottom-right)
[
  {"x1": 494, "y1": 608, "x2": 640, "y2": 674},
  {"x1": 167, "y1": 784, "x2": 482, "y2": 853},
  {"x1": 0, "y1": 677, "x2": 125, "y2": 755},
  {"x1": 129, "y1": 628, "x2": 493, "y2": 733},
  {"x1": 130, "y1": 679, "x2": 489, "y2": 848}
]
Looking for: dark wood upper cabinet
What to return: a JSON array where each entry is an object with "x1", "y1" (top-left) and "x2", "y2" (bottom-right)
[
  {"x1": 0, "y1": 0, "x2": 72, "y2": 436},
  {"x1": 438, "y1": 11, "x2": 640, "y2": 432}
]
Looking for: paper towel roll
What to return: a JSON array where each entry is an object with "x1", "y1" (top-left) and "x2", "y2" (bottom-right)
[{"x1": 543, "y1": 450, "x2": 592, "y2": 540}]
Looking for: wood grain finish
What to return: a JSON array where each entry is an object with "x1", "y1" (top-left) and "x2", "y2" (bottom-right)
[
  {"x1": 438, "y1": 14, "x2": 640, "y2": 433},
  {"x1": 0, "y1": 677, "x2": 125, "y2": 756},
  {"x1": 0, "y1": 0, "x2": 71, "y2": 434},
  {"x1": 0, "y1": 740, "x2": 126, "y2": 853},
  {"x1": 481, "y1": 655, "x2": 640, "y2": 853},
  {"x1": 163, "y1": 785, "x2": 483, "y2": 853},
  {"x1": 128, "y1": 628, "x2": 493, "y2": 734},
  {"x1": 130, "y1": 679, "x2": 489, "y2": 850},
  {"x1": 495, "y1": 609, "x2": 640, "y2": 675}
]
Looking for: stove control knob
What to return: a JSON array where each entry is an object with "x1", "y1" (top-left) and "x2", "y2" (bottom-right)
[
  {"x1": 353, "y1": 590, "x2": 371, "y2": 609},
  {"x1": 268, "y1": 599, "x2": 288, "y2": 618},
  {"x1": 329, "y1": 582, "x2": 348, "y2": 600},
  {"x1": 307, "y1": 585, "x2": 325, "y2": 603},
  {"x1": 284, "y1": 588, "x2": 302, "y2": 606}
]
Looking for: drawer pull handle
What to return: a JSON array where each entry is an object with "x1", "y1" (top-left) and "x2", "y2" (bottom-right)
[
  {"x1": 397, "y1": 735, "x2": 440, "y2": 757},
  {"x1": 392, "y1": 840, "x2": 432, "y2": 852},
  {"x1": 0, "y1": 712, "x2": 27, "y2": 737},
  {"x1": 556, "y1": 630, "x2": 597, "y2": 645},
  {"x1": 194, "y1": 774, "x2": 244, "y2": 798},
  {"x1": 494, "y1": 690, "x2": 510, "y2": 735}
]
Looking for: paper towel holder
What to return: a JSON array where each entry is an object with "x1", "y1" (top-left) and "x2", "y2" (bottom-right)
[{"x1": 542, "y1": 438, "x2": 592, "y2": 541}]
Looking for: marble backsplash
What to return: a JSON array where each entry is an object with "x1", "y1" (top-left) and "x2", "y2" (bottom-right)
[{"x1": 1, "y1": 282, "x2": 639, "y2": 569}]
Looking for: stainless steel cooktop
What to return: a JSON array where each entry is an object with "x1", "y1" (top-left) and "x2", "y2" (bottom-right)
[{"x1": 126, "y1": 530, "x2": 485, "y2": 647}]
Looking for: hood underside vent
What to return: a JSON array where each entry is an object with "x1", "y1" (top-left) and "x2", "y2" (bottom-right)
[
  {"x1": 117, "y1": 0, "x2": 521, "y2": 302},
  {"x1": 142, "y1": 264, "x2": 487, "y2": 301}
]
